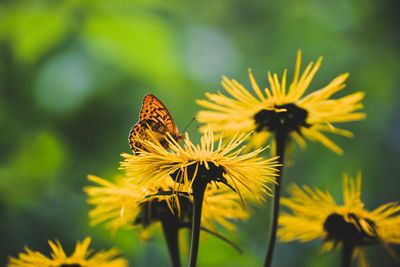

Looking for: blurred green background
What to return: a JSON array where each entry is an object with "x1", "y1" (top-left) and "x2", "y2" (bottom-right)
[{"x1": 1, "y1": 0, "x2": 399, "y2": 266}]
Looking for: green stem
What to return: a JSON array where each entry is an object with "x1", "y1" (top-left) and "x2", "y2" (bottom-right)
[
  {"x1": 341, "y1": 242, "x2": 354, "y2": 267},
  {"x1": 161, "y1": 217, "x2": 182, "y2": 267},
  {"x1": 264, "y1": 131, "x2": 287, "y2": 267},
  {"x1": 181, "y1": 223, "x2": 243, "y2": 253},
  {"x1": 188, "y1": 179, "x2": 208, "y2": 267}
]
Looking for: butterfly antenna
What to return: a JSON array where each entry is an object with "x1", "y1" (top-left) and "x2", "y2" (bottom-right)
[{"x1": 182, "y1": 117, "x2": 196, "y2": 132}]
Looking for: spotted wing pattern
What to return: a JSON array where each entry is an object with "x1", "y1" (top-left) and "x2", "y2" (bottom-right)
[
  {"x1": 129, "y1": 94, "x2": 182, "y2": 153},
  {"x1": 139, "y1": 94, "x2": 179, "y2": 136}
]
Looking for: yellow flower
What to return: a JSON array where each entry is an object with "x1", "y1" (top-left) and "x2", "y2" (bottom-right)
[
  {"x1": 85, "y1": 174, "x2": 249, "y2": 235},
  {"x1": 278, "y1": 173, "x2": 400, "y2": 267},
  {"x1": 120, "y1": 128, "x2": 279, "y2": 204},
  {"x1": 121, "y1": 128, "x2": 278, "y2": 266},
  {"x1": 197, "y1": 50, "x2": 366, "y2": 154},
  {"x1": 7, "y1": 237, "x2": 127, "y2": 267}
]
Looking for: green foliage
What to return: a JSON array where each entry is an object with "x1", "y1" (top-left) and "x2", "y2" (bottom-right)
[
  {"x1": 1, "y1": 3, "x2": 71, "y2": 63},
  {"x1": 0, "y1": 131, "x2": 66, "y2": 207},
  {"x1": 82, "y1": 13, "x2": 183, "y2": 88}
]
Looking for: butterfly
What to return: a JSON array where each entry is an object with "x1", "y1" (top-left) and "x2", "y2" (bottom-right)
[{"x1": 129, "y1": 94, "x2": 184, "y2": 153}]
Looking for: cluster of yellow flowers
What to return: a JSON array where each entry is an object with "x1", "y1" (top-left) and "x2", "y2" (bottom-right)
[{"x1": 8, "y1": 51, "x2": 399, "y2": 267}]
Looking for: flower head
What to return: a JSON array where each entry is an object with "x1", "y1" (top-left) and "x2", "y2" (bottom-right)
[
  {"x1": 197, "y1": 50, "x2": 366, "y2": 154},
  {"x1": 278, "y1": 173, "x2": 400, "y2": 266},
  {"x1": 7, "y1": 237, "x2": 127, "y2": 267},
  {"x1": 120, "y1": 128, "x2": 279, "y2": 204},
  {"x1": 85, "y1": 174, "x2": 249, "y2": 235}
]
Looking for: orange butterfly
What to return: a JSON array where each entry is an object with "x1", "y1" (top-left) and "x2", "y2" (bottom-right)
[{"x1": 129, "y1": 94, "x2": 184, "y2": 153}]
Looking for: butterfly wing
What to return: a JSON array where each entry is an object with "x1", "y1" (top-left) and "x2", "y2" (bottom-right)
[
  {"x1": 129, "y1": 94, "x2": 181, "y2": 153},
  {"x1": 139, "y1": 94, "x2": 180, "y2": 136},
  {"x1": 128, "y1": 121, "x2": 146, "y2": 152}
]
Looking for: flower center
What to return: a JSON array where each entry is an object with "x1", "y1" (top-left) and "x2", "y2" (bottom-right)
[
  {"x1": 170, "y1": 162, "x2": 227, "y2": 184},
  {"x1": 323, "y1": 213, "x2": 378, "y2": 246},
  {"x1": 254, "y1": 103, "x2": 310, "y2": 134},
  {"x1": 59, "y1": 264, "x2": 82, "y2": 267},
  {"x1": 134, "y1": 191, "x2": 193, "y2": 227}
]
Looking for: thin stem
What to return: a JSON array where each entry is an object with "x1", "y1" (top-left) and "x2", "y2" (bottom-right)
[
  {"x1": 264, "y1": 131, "x2": 287, "y2": 267},
  {"x1": 341, "y1": 242, "x2": 354, "y2": 267},
  {"x1": 161, "y1": 217, "x2": 182, "y2": 267},
  {"x1": 188, "y1": 179, "x2": 208, "y2": 267},
  {"x1": 181, "y1": 222, "x2": 243, "y2": 253}
]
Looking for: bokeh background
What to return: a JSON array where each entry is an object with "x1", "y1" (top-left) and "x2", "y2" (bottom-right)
[{"x1": 1, "y1": 0, "x2": 399, "y2": 266}]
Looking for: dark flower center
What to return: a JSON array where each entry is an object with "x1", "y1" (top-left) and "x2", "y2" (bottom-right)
[
  {"x1": 59, "y1": 264, "x2": 82, "y2": 267},
  {"x1": 134, "y1": 191, "x2": 193, "y2": 227},
  {"x1": 254, "y1": 103, "x2": 310, "y2": 134},
  {"x1": 323, "y1": 213, "x2": 378, "y2": 246},
  {"x1": 170, "y1": 162, "x2": 229, "y2": 186},
  {"x1": 135, "y1": 162, "x2": 231, "y2": 228}
]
